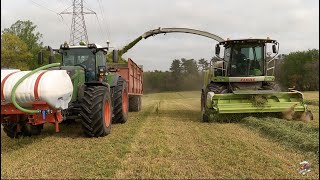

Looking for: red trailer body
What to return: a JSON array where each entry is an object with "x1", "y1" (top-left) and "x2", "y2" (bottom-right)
[
  {"x1": 115, "y1": 58, "x2": 143, "y2": 95},
  {"x1": 111, "y1": 58, "x2": 143, "y2": 111}
]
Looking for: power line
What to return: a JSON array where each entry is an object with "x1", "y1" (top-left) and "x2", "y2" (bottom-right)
[
  {"x1": 97, "y1": 0, "x2": 111, "y2": 42},
  {"x1": 30, "y1": 0, "x2": 59, "y2": 15},
  {"x1": 29, "y1": 0, "x2": 69, "y2": 34}
]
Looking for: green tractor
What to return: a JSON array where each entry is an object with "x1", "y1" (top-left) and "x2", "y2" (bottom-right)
[
  {"x1": 1, "y1": 42, "x2": 129, "y2": 138},
  {"x1": 43, "y1": 42, "x2": 129, "y2": 137},
  {"x1": 201, "y1": 38, "x2": 313, "y2": 122}
]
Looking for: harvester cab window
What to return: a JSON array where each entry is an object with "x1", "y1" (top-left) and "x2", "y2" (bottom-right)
[{"x1": 230, "y1": 44, "x2": 264, "y2": 77}]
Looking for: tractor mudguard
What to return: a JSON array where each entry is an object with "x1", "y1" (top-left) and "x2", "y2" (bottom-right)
[{"x1": 85, "y1": 81, "x2": 110, "y2": 88}]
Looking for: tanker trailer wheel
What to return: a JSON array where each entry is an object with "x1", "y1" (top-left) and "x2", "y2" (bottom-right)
[
  {"x1": 1, "y1": 115, "x2": 43, "y2": 138},
  {"x1": 1, "y1": 115, "x2": 22, "y2": 138},
  {"x1": 21, "y1": 122, "x2": 43, "y2": 136},
  {"x1": 80, "y1": 86, "x2": 112, "y2": 137},
  {"x1": 113, "y1": 78, "x2": 129, "y2": 123},
  {"x1": 129, "y1": 95, "x2": 141, "y2": 112}
]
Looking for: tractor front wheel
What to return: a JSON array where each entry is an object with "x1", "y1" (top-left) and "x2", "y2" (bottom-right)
[{"x1": 80, "y1": 86, "x2": 112, "y2": 137}]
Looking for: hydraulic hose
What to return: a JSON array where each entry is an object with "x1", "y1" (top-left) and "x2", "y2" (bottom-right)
[{"x1": 11, "y1": 63, "x2": 61, "y2": 114}]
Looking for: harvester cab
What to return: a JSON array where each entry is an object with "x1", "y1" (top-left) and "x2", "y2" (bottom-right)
[
  {"x1": 201, "y1": 38, "x2": 313, "y2": 122},
  {"x1": 214, "y1": 38, "x2": 278, "y2": 78}
]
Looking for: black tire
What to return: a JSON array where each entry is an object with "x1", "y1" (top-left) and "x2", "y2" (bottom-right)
[
  {"x1": 21, "y1": 123, "x2": 43, "y2": 136},
  {"x1": 2, "y1": 121, "x2": 21, "y2": 138},
  {"x1": 202, "y1": 113, "x2": 209, "y2": 123},
  {"x1": 207, "y1": 83, "x2": 228, "y2": 94},
  {"x1": 112, "y1": 78, "x2": 129, "y2": 123},
  {"x1": 129, "y1": 95, "x2": 141, "y2": 112},
  {"x1": 138, "y1": 96, "x2": 142, "y2": 111},
  {"x1": 201, "y1": 90, "x2": 205, "y2": 111},
  {"x1": 80, "y1": 86, "x2": 112, "y2": 137},
  {"x1": 263, "y1": 82, "x2": 281, "y2": 91},
  {"x1": 201, "y1": 83, "x2": 227, "y2": 123},
  {"x1": 1, "y1": 121, "x2": 42, "y2": 138}
]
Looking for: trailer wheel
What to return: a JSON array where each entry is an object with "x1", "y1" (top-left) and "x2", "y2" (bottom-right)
[
  {"x1": 113, "y1": 78, "x2": 129, "y2": 123},
  {"x1": 138, "y1": 96, "x2": 142, "y2": 111},
  {"x1": 2, "y1": 121, "x2": 22, "y2": 138},
  {"x1": 22, "y1": 123, "x2": 43, "y2": 136},
  {"x1": 129, "y1": 95, "x2": 141, "y2": 112},
  {"x1": 80, "y1": 86, "x2": 112, "y2": 137}
]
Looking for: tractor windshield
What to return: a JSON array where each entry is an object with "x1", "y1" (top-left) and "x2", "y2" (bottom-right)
[
  {"x1": 62, "y1": 48, "x2": 95, "y2": 68},
  {"x1": 229, "y1": 44, "x2": 264, "y2": 77}
]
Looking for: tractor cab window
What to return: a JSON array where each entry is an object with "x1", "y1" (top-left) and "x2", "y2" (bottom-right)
[
  {"x1": 96, "y1": 51, "x2": 106, "y2": 68},
  {"x1": 229, "y1": 44, "x2": 264, "y2": 77},
  {"x1": 62, "y1": 48, "x2": 96, "y2": 81},
  {"x1": 62, "y1": 48, "x2": 95, "y2": 68}
]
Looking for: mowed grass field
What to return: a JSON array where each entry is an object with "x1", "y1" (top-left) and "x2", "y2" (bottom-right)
[{"x1": 1, "y1": 91, "x2": 319, "y2": 179}]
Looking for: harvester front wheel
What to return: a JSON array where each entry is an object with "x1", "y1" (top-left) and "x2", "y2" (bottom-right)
[
  {"x1": 207, "y1": 83, "x2": 228, "y2": 94},
  {"x1": 113, "y1": 78, "x2": 129, "y2": 123},
  {"x1": 80, "y1": 86, "x2": 112, "y2": 137},
  {"x1": 263, "y1": 82, "x2": 281, "y2": 91},
  {"x1": 201, "y1": 83, "x2": 228, "y2": 123}
]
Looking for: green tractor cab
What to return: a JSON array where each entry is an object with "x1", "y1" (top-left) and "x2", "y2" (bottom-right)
[{"x1": 201, "y1": 38, "x2": 313, "y2": 122}]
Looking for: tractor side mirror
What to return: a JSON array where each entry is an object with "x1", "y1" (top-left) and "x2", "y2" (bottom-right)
[
  {"x1": 38, "y1": 51, "x2": 43, "y2": 65},
  {"x1": 272, "y1": 44, "x2": 277, "y2": 53},
  {"x1": 112, "y1": 50, "x2": 119, "y2": 63},
  {"x1": 215, "y1": 44, "x2": 220, "y2": 56}
]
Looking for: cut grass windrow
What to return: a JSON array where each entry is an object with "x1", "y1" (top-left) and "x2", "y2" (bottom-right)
[
  {"x1": 305, "y1": 99, "x2": 319, "y2": 106},
  {"x1": 241, "y1": 117, "x2": 319, "y2": 157}
]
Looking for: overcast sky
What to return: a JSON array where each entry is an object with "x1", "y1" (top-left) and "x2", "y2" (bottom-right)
[{"x1": 1, "y1": 0, "x2": 319, "y2": 71}]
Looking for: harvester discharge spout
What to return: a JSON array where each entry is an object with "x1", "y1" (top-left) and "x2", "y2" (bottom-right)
[{"x1": 118, "y1": 27, "x2": 225, "y2": 56}]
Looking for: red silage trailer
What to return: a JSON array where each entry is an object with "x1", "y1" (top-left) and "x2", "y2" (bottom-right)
[{"x1": 112, "y1": 58, "x2": 143, "y2": 111}]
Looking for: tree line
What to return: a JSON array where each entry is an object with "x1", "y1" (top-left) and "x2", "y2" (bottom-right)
[{"x1": 1, "y1": 20, "x2": 319, "y2": 92}]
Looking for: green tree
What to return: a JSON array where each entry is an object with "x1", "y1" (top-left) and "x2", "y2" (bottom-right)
[
  {"x1": 2, "y1": 20, "x2": 43, "y2": 69},
  {"x1": 1, "y1": 33, "x2": 32, "y2": 70},
  {"x1": 2, "y1": 20, "x2": 43, "y2": 51},
  {"x1": 198, "y1": 58, "x2": 209, "y2": 72},
  {"x1": 280, "y1": 49, "x2": 319, "y2": 90}
]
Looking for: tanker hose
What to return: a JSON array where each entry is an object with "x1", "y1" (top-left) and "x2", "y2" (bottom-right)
[{"x1": 11, "y1": 63, "x2": 61, "y2": 114}]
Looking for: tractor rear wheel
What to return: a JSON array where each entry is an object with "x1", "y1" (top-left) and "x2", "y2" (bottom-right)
[
  {"x1": 80, "y1": 86, "x2": 112, "y2": 137},
  {"x1": 129, "y1": 95, "x2": 141, "y2": 112},
  {"x1": 113, "y1": 78, "x2": 129, "y2": 123}
]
